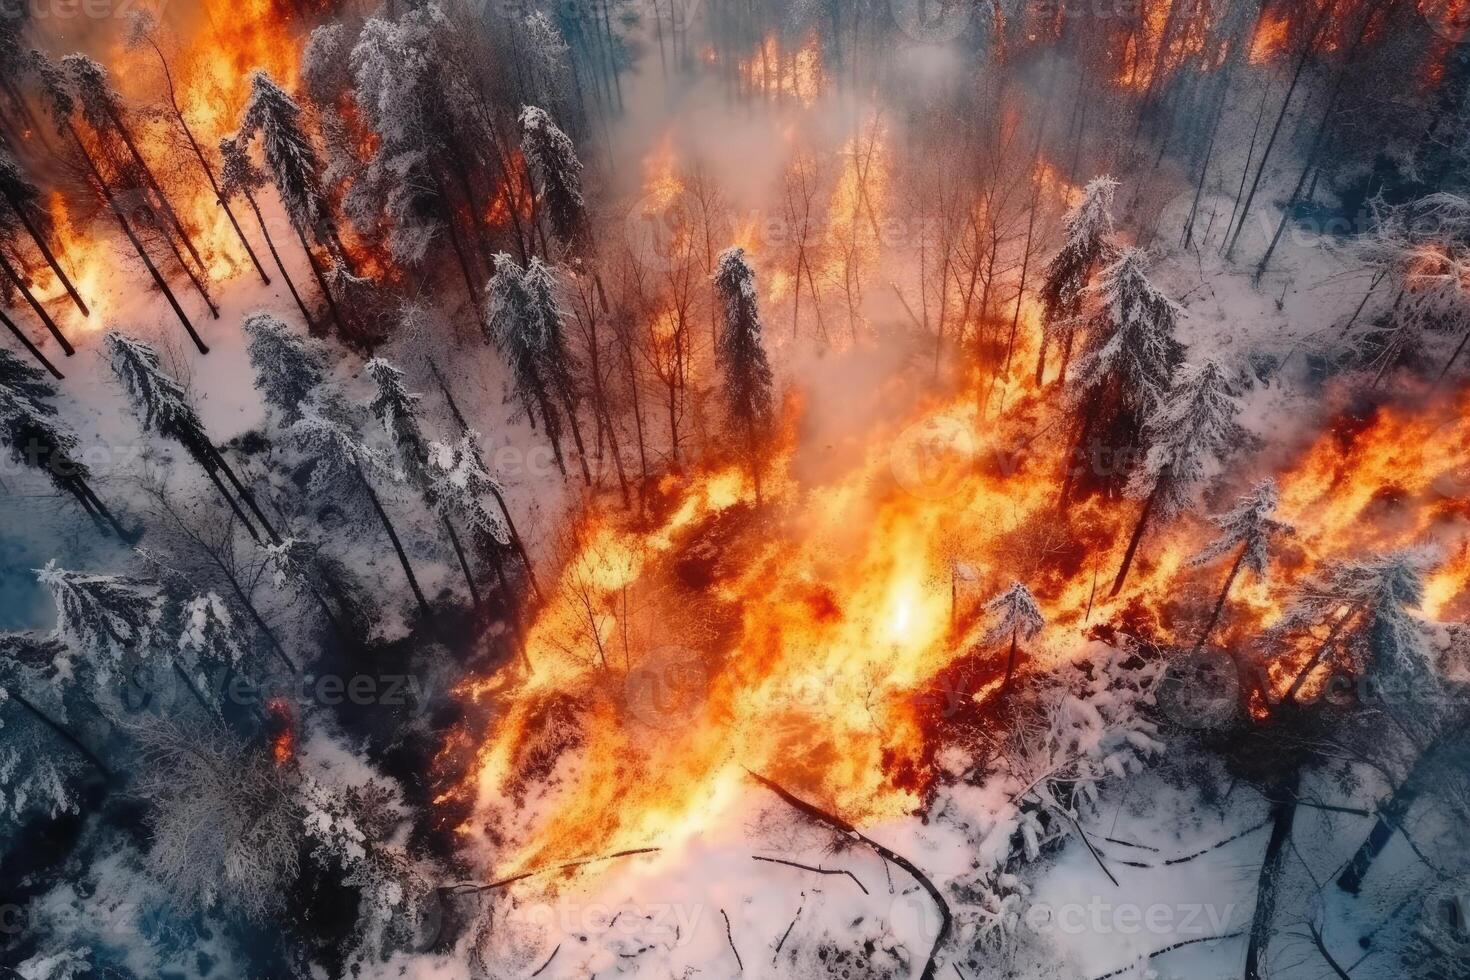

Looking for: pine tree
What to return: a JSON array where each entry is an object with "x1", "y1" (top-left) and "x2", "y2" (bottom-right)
[
  {"x1": 219, "y1": 137, "x2": 315, "y2": 330},
  {"x1": 520, "y1": 105, "x2": 590, "y2": 253},
  {"x1": 106, "y1": 332, "x2": 277, "y2": 543},
  {"x1": 983, "y1": 581, "x2": 1045, "y2": 697},
  {"x1": 1110, "y1": 360, "x2": 1243, "y2": 597},
  {"x1": 173, "y1": 593, "x2": 247, "y2": 695},
  {"x1": 524, "y1": 258, "x2": 592, "y2": 485},
  {"x1": 1036, "y1": 176, "x2": 1118, "y2": 384},
  {"x1": 1273, "y1": 548, "x2": 1438, "y2": 703},
  {"x1": 291, "y1": 410, "x2": 432, "y2": 620},
  {"x1": 1061, "y1": 248, "x2": 1186, "y2": 504},
  {"x1": 1189, "y1": 479, "x2": 1294, "y2": 650},
  {"x1": 0, "y1": 349, "x2": 131, "y2": 538},
  {"x1": 485, "y1": 252, "x2": 569, "y2": 477},
  {"x1": 243, "y1": 312, "x2": 327, "y2": 424},
  {"x1": 238, "y1": 71, "x2": 350, "y2": 335},
  {"x1": 713, "y1": 246, "x2": 774, "y2": 502},
  {"x1": 0, "y1": 144, "x2": 88, "y2": 318},
  {"x1": 366, "y1": 357, "x2": 481, "y2": 605},
  {"x1": 36, "y1": 560, "x2": 160, "y2": 689},
  {"x1": 261, "y1": 536, "x2": 356, "y2": 640}
]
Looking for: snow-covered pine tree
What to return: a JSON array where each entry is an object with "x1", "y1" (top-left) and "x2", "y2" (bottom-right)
[
  {"x1": 0, "y1": 348, "x2": 131, "y2": 538},
  {"x1": 522, "y1": 12, "x2": 574, "y2": 121},
  {"x1": 173, "y1": 592, "x2": 248, "y2": 706},
  {"x1": 485, "y1": 253, "x2": 569, "y2": 477},
  {"x1": 520, "y1": 105, "x2": 590, "y2": 253},
  {"x1": 1190, "y1": 479, "x2": 1294, "y2": 649},
  {"x1": 36, "y1": 560, "x2": 160, "y2": 692},
  {"x1": 237, "y1": 70, "x2": 351, "y2": 335},
  {"x1": 262, "y1": 536, "x2": 358, "y2": 639},
  {"x1": 713, "y1": 246, "x2": 775, "y2": 502},
  {"x1": 220, "y1": 138, "x2": 315, "y2": 330},
  {"x1": 106, "y1": 332, "x2": 278, "y2": 544},
  {"x1": 983, "y1": 581, "x2": 1045, "y2": 697},
  {"x1": 1061, "y1": 247, "x2": 1186, "y2": 503},
  {"x1": 291, "y1": 410, "x2": 432, "y2": 619},
  {"x1": 428, "y1": 433, "x2": 541, "y2": 602},
  {"x1": 524, "y1": 258, "x2": 592, "y2": 485},
  {"x1": 1110, "y1": 359, "x2": 1243, "y2": 596},
  {"x1": 1036, "y1": 175, "x2": 1118, "y2": 384},
  {"x1": 1272, "y1": 547, "x2": 1439, "y2": 701},
  {"x1": 244, "y1": 312, "x2": 328, "y2": 424},
  {"x1": 366, "y1": 357, "x2": 480, "y2": 604}
]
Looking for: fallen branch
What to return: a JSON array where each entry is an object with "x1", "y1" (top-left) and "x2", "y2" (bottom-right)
[
  {"x1": 1090, "y1": 931, "x2": 1245, "y2": 980},
  {"x1": 439, "y1": 847, "x2": 661, "y2": 896},
  {"x1": 748, "y1": 769, "x2": 951, "y2": 980},
  {"x1": 1307, "y1": 920, "x2": 1352, "y2": 980},
  {"x1": 753, "y1": 854, "x2": 870, "y2": 894},
  {"x1": 531, "y1": 944, "x2": 560, "y2": 977},
  {"x1": 722, "y1": 908, "x2": 744, "y2": 972}
]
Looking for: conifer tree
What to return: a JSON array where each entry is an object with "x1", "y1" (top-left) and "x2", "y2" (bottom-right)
[
  {"x1": 367, "y1": 357, "x2": 481, "y2": 605},
  {"x1": 1036, "y1": 176, "x2": 1118, "y2": 384},
  {"x1": 106, "y1": 332, "x2": 276, "y2": 543},
  {"x1": 36, "y1": 559, "x2": 160, "y2": 690},
  {"x1": 1189, "y1": 479, "x2": 1293, "y2": 650},
  {"x1": 243, "y1": 312, "x2": 327, "y2": 425},
  {"x1": 1110, "y1": 360, "x2": 1242, "y2": 596},
  {"x1": 713, "y1": 246, "x2": 774, "y2": 502},
  {"x1": 485, "y1": 252, "x2": 569, "y2": 477},
  {"x1": 520, "y1": 105, "x2": 590, "y2": 253},
  {"x1": 983, "y1": 581, "x2": 1045, "y2": 697},
  {"x1": 524, "y1": 258, "x2": 592, "y2": 485},
  {"x1": 291, "y1": 410, "x2": 432, "y2": 620},
  {"x1": 0, "y1": 349, "x2": 131, "y2": 538},
  {"x1": 219, "y1": 138, "x2": 315, "y2": 330},
  {"x1": 1061, "y1": 248, "x2": 1185, "y2": 505}
]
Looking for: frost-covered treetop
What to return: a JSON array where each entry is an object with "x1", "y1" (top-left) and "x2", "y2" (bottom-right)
[
  {"x1": 484, "y1": 252, "x2": 539, "y2": 354},
  {"x1": 365, "y1": 357, "x2": 426, "y2": 466},
  {"x1": 1069, "y1": 247, "x2": 1185, "y2": 409},
  {"x1": 105, "y1": 332, "x2": 208, "y2": 449},
  {"x1": 291, "y1": 410, "x2": 392, "y2": 491},
  {"x1": 218, "y1": 135, "x2": 267, "y2": 200},
  {"x1": 0, "y1": 346, "x2": 57, "y2": 410},
  {"x1": 239, "y1": 70, "x2": 326, "y2": 235},
  {"x1": 1274, "y1": 547, "x2": 1439, "y2": 672},
  {"x1": 1127, "y1": 359, "x2": 1244, "y2": 516},
  {"x1": 428, "y1": 435, "x2": 509, "y2": 546},
  {"x1": 244, "y1": 312, "x2": 327, "y2": 423},
  {"x1": 60, "y1": 54, "x2": 114, "y2": 130},
  {"x1": 984, "y1": 582, "x2": 1045, "y2": 645},
  {"x1": 1064, "y1": 176, "x2": 1119, "y2": 249},
  {"x1": 36, "y1": 560, "x2": 161, "y2": 678},
  {"x1": 1191, "y1": 478, "x2": 1294, "y2": 576}
]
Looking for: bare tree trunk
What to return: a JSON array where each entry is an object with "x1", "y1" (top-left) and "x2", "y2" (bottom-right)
[
  {"x1": 355, "y1": 461, "x2": 431, "y2": 619},
  {"x1": 0, "y1": 245, "x2": 74, "y2": 355},
  {"x1": 240, "y1": 188, "x2": 314, "y2": 331},
  {"x1": 1110, "y1": 477, "x2": 1165, "y2": 598},
  {"x1": 1245, "y1": 774, "x2": 1299, "y2": 980},
  {"x1": 0, "y1": 191, "x2": 89, "y2": 316},
  {"x1": 1, "y1": 305, "x2": 63, "y2": 379},
  {"x1": 442, "y1": 515, "x2": 483, "y2": 607},
  {"x1": 1195, "y1": 545, "x2": 1246, "y2": 651}
]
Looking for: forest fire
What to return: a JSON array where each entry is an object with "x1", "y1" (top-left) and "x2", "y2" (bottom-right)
[{"x1": 8, "y1": 2, "x2": 1470, "y2": 976}]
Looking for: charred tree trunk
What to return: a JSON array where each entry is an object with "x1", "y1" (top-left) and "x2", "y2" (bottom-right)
[
  {"x1": 239, "y1": 187, "x2": 314, "y2": 331},
  {"x1": 1, "y1": 305, "x2": 63, "y2": 379},
  {"x1": 1245, "y1": 775, "x2": 1299, "y2": 980},
  {"x1": 1195, "y1": 545, "x2": 1246, "y2": 651},
  {"x1": 354, "y1": 461, "x2": 431, "y2": 619},
  {"x1": 0, "y1": 191, "x2": 89, "y2": 317},
  {"x1": 0, "y1": 246, "x2": 73, "y2": 356},
  {"x1": 1110, "y1": 477, "x2": 1165, "y2": 598}
]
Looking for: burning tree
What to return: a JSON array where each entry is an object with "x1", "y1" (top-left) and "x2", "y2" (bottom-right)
[
  {"x1": 1110, "y1": 359, "x2": 1244, "y2": 596},
  {"x1": 0, "y1": 348, "x2": 131, "y2": 540},
  {"x1": 106, "y1": 332, "x2": 277, "y2": 543},
  {"x1": 1190, "y1": 479, "x2": 1294, "y2": 650},
  {"x1": 31, "y1": 51, "x2": 209, "y2": 354},
  {"x1": 713, "y1": 246, "x2": 774, "y2": 502},
  {"x1": 0, "y1": 144, "x2": 88, "y2": 319}
]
